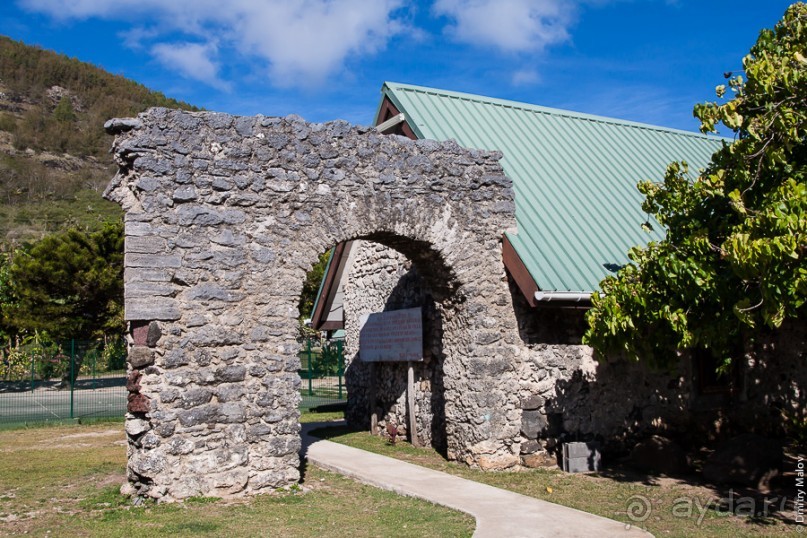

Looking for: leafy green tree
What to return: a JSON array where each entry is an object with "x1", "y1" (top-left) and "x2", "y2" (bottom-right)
[
  {"x1": 52, "y1": 96, "x2": 76, "y2": 123},
  {"x1": 0, "y1": 251, "x2": 15, "y2": 338},
  {"x1": 584, "y1": 4, "x2": 806, "y2": 366},
  {"x1": 4, "y1": 221, "x2": 124, "y2": 340}
]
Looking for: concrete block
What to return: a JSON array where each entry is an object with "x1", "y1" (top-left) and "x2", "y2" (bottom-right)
[{"x1": 562, "y1": 442, "x2": 601, "y2": 473}]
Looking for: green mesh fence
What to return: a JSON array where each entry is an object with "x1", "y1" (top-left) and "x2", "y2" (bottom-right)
[
  {"x1": 0, "y1": 338, "x2": 128, "y2": 428},
  {"x1": 1, "y1": 336, "x2": 347, "y2": 427},
  {"x1": 299, "y1": 338, "x2": 346, "y2": 410}
]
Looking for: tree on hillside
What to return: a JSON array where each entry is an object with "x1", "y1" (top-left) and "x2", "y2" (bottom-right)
[
  {"x1": 583, "y1": 3, "x2": 806, "y2": 366},
  {"x1": 4, "y1": 221, "x2": 124, "y2": 340}
]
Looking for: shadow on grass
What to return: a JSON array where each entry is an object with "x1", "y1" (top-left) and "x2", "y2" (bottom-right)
[
  {"x1": 308, "y1": 424, "x2": 359, "y2": 441},
  {"x1": 593, "y1": 452, "x2": 804, "y2": 528}
]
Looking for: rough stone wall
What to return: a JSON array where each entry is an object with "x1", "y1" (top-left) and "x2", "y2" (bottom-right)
[
  {"x1": 105, "y1": 108, "x2": 522, "y2": 500},
  {"x1": 343, "y1": 241, "x2": 447, "y2": 451},
  {"x1": 512, "y1": 293, "x2": 807, "y2": 457},
  {"x1": 509, "y1": 286, "x2": 692, "y2": 458},
  {"x1": 738, "y1": 320, "x2": 807, "y2": 434}
]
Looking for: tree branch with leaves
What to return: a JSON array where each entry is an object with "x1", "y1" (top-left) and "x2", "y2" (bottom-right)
[{"x1": 584, "y1": 3, "x2": 806, "y2": 366}]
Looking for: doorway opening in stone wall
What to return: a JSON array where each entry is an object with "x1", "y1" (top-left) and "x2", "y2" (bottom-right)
[{"x1": 304, "y1": 236, "x2": 451, "y2": 456}]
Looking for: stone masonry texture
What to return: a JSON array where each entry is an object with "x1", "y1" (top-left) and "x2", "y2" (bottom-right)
[{"x1": 105, "y1": 108, "x2": 522, "y2": 500}]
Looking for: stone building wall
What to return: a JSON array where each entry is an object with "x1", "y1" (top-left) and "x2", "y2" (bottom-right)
[
  {"x1": 105, "y1": 108, "x2": 523, "y2": 500},
  {"x1": 341, "y1": 242, "x2": 807, "y2": 465},
  {"x1": 343, "y1": 241, "x2": 448, "y2": 452},
  {"x1": 509, "y1": 287, "x2": 693, "y2": 459},
  {"x1": 513, "y1": 304, "x2": 807, "y2": 460}
]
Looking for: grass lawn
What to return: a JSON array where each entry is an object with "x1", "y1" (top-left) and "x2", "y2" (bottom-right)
[
  {"x1": 0, "y1": 412, "x2": 474, "y2": 537},
  {"x1": 311, "y1": 423, "x2": 805, "y2": 538}
]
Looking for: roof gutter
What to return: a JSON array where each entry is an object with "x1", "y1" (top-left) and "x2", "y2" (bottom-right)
[
  {"x1": 375, "y1": 113, "x2": 406, "y2": 133},
  {"x1": 534, "y1": 291, "x2": 592, "y2": 303}
]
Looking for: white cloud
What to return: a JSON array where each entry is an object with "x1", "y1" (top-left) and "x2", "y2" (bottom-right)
[
  {"x1": 512, "y1": 68, "x2": 540, "y2": 86},
  {"x1": 19, "y1": 0, "x2": 406, "y2": 88},
  {"x1": 231, "y1": 1, "x2": 406, "y2": 87},
  {"x1": 151, "y1": 42, "x2": 230, "y2": 91},
  {"x1": 433, "y1": 0, "x2": 575, "y2": 52}
]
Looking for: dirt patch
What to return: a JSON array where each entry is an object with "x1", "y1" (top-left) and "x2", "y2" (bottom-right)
[{"x1": 56, "y1": 429, "x2": 122, "y2": 440}]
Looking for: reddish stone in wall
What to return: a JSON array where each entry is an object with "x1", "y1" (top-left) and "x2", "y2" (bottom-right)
[
  {"x1": 128, "y1": 393, "x2": 150, "y2": 413},
  {"x1": 131, "y1": 320, "x2": 150, "y2": 346},
  {"x1": 127, "y1": 370, "x2": 142, "y2": 393}
]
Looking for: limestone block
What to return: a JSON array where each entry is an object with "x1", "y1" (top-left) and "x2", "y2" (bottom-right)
[
  {"x1": 125, "y1": 298, "x2": 180, "y2": 321},
  {"x1": 126, "y1": 418, "x2": 151, "y2": 437},
  {"x1": 128, "y1": 347, "x2": 154, "y2": 368},
  {"x1": 129, "y1": 451, "x2": 166, "y2": 478}
]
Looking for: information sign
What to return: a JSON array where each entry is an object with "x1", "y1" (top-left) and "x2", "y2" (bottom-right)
[{"x1": 359, "y1": 307, "x2": 423, "y2": 362}]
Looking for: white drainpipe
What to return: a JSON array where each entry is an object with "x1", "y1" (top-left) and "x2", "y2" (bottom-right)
[
  {"x1": 534, "y1": 291, "x2": 592, "y2": 303},
  {"x1": 375, "y1": 113, "x2": 406, "y2": 133}
]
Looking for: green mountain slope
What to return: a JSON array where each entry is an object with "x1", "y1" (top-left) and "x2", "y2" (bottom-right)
[{"x1": 0, "y1": 35, "x2": 199, "y2": 242}]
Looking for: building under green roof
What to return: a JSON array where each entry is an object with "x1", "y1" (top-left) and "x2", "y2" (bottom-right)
[
  {"x1": 376, "y1": 82, "x2": 726, "y2": 304},
  {"x1": 311, "y1": 82, "x2": 727, "y2": 328}
]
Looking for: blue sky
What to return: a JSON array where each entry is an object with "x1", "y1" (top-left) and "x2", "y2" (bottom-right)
[{"x1": 0, "y1": 1, "x2": 796, "y2": 132}]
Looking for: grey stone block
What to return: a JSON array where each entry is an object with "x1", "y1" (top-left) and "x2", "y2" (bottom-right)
[
  {"x1": 562, "y1": 442, "x2": 601, "y2": 473},
  {"x1": 215, "y1": 365, "x2": 246, "y2": 383},
  {"x1": 125, "y1": 282, "x2": 177, "y2": 298},
  {"x1": 128, "y1": 347, "x2": 155, "y2": 368},
  {"x1": 147, "y1": 322, "x2": 162, "y2": 347},
  {"x1": 126, "y1": 236, "x2": 167, "y2": 254},
  {"x1": 520, "y1": 409, "x2": 548, "y2": 438},
  {"x1": 125, "y1": 254, "x2": 182, "y2": 268},
  {"x1": 125, "y1": 268, "x2": 172, "y2": 283},
  {"x1": 125, "y1": 298, "x2": 180, "y2": 321},
  {"x1": 173, "y1": 185, "x2": 198, "y2": 202}
]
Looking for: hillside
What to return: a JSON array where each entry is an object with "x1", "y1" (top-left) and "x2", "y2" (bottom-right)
[{"x1": 0, "y1": 35, "x2": 199, "y2": 242}]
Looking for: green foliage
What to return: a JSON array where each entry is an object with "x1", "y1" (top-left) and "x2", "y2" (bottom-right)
[
  {"x1": 316, "y1": 340, "x2": 344, "y2": 376},
  {"x1": 4, "y1": 221, "x2": 124, "y2": 340},
  {"x1": 584, "y1": 4, "x2": 807, "y2": 365},
  {"x1": 0, "y1": 334, "x2": 36, "y2": 380},
  {"x1": 52, "y1": 96, "x2": 76, "y2": 123},
  {"x1": 0, "y1": 335, "x2": 126, "y2": 382},
  {"x1": 94, "y1": 337, "x2": 127, "y2": 372},
  {"x1": 0, "y1": 112, "x2": 16, "y2": 132}
]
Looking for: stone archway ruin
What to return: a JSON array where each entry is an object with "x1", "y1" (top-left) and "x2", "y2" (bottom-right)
[{"x1": 105, "y1": 109, "x2": 523, "y2": 501}]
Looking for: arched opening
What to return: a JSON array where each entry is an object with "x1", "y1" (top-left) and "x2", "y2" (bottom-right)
[{"x1": 300, "y1": 234, "x2": 456, "y2": 454}]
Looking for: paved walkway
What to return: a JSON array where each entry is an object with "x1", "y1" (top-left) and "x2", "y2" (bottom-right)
[{"x1": 301, "y1": 422, "x2": 651, "y2": 538}]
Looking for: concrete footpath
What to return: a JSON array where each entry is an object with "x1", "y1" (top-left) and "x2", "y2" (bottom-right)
[{"x1": 301, "y1": 422, "x2": 651, "y2": 538}]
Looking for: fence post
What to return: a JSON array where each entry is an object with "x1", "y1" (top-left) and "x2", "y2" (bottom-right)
[
  {"x1": 69, "y1": 339, "x2": 75, "y2": 419},
  {"x1": 337, "y1": 340, "x2": 343, "y2": 400},
  {"x1": 92, "y1": 345, "x2": 96, "y2": 391},
  {"x1": 307, "y1": 338, "x2": 313, "y2": 396},
  {"x1": 30, "y1": 350, "x2": 35, "y2": 393}
]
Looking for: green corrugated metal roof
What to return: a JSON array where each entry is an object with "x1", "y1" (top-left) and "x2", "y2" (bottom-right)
[{"x1": 380, "y1": 82, "x2": 727, "y2": 293}]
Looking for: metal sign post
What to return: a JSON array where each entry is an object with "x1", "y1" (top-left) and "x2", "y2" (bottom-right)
[{"x1": 406, "y1": 361, "x2": 420, "y2": 447}]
